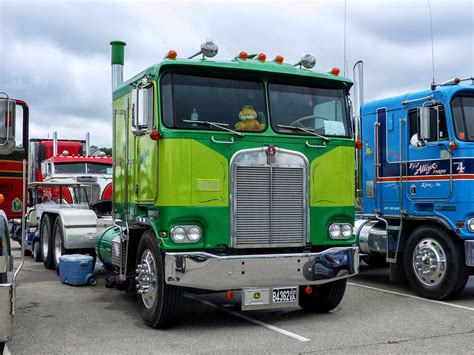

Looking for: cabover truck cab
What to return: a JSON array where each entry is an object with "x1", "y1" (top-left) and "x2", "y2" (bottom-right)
[
  {"x1": 356, "y1": 77, "x2": 474, "y2": 299},
  {"x1": 0, "y1": 93, "x2": 28, "y2": 351},
  {"x1": 98, "y1": 40, "x2": 359, "y2": 328}
]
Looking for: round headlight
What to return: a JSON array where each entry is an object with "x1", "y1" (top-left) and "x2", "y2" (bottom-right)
[
  {"x1": 329, "y1": 224, "x2": 341, "y2": 238},
  {"x1": 188, "y1": 226, "x2": 202, "y2": 241},
  {"x1": 341, "y1": 224, "x2": 353, "y2": 238},
  {"x1": 171, "y1": 227, "x2": 186, "y2": 242},
  {"x1": 468, "y1": 218, "x2": 474, "y2": 232}
]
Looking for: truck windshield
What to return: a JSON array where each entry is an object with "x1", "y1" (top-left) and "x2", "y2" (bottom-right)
[
  {"x1": 269, "y1": 82, "x2": 350, "y2": 137},
  {"x1": 87, "y1": 163, "x2": 111, "y2": 174},
  {"x1": 55, "y1": 162, "x2": 111, "y2": 174},
  {"x1": 452, "y1": 95, "x2": 474, "y2": 141},
  {"x1": 161, "y1": 73, "x2": 267, "y2": 132},
  {"x1": 55, "y1": 163, "x2": 86, "y2": 174}
]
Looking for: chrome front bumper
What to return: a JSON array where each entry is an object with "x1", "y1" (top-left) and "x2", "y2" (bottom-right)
[{"x1": 165, "y1": 247, "x2": 359, "y2": 290}]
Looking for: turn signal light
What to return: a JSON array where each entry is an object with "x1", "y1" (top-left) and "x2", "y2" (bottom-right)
[
  {"x1": 274, "y1": 55, "x2": 284, "y2": 64},
  {"x1": 455, "y1": 221, "x2": 465, "y2": 228},
  {"x1": 449, "y1": 141, "x2": 457, "y2": 150},
  {"x1": 331, "y1": 67, "x2": 341, "y2": 76},
  {"x1": 225, "y1": 290, "x2": 234, "y2": 300},
  {"x1": 166, "y1": 50, "x2": 177, "y2": 59},
  {"x1": 257, "y1": 53, "x2": 266, "y2": 62},
  {"x1": 150, "y1": 129, "x2": 160, "y2": 140},
  {"x1": 355, "y1": 139, "x2": 363, "y2": 149},
  {"x1": 239, "y1": 51, "x2": 248, "y2": 60}
]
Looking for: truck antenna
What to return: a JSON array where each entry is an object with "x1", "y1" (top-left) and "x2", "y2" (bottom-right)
[
  {"x1": 343, "y1": 0, "x2": 347, "y2": 77},
  {"x1": 427, "y1": 0, "x2": 436, "y2": 91}
]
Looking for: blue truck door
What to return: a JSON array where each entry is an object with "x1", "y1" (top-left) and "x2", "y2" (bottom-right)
[
  {"x1": 406, "y1": 106, "x2": 452, "y2": 201},
  {"x1": 375, "y1": 107, "x2": 405, "y2": 214}
]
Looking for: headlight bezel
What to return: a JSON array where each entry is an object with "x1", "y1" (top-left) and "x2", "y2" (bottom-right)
[
  {"x1": 170, "y1": 225, "x2": 203, "y2": 243},
  {"x1": 329, "y1": 223, "x2": 353, "y2": 240},
  {"x1": 467, "y1": 218, "x2": 474, "y2": 232}
]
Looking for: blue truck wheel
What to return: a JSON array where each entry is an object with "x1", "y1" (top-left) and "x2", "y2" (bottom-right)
[{"x1": 404, "y1": 225, "x2": 470, "y2": 300}]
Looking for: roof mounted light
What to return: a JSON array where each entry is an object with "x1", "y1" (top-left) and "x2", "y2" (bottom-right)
[
  {"x1": 257, "y1": 53, "x2": 266, "y2": 62},
  {"x1": 238, "y1": 51, "x2": 248, "y2": 60},
  {"x1": 330, "y1": 67, "x2": 341, "y2": 76},
  {"x1": 274, "y1": 55, "x2": 284, "y2": 64},
  {"x1": 296, "y1": 53, "x2": 316, "y2": 69},
  {"x1": 165, "y1": 50, "x2": 177, "y2": 60},
  {"x1": 189, "y1": 39, "x2": 218, "y2": 59}
]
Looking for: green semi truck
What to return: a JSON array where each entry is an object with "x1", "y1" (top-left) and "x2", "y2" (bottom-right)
[{"x1": 97, "y1": 40, "x2": 359, "y2": 328}]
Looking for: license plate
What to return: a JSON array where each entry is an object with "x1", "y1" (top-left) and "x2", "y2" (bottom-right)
[
  {"x1": 272, "y1": 287, "x2": 297, "y2": 304},
  {"x1": 242, "y1": 286, "x2": 298, "y2": 310}
]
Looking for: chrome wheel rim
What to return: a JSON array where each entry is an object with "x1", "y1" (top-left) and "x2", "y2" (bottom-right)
[
  {"x1": 54, "y1": 227, "x2": 62, "y2": 266},
  {"x1": 41, "y1": 224, "x2": 49, "y2": 259},
  {"x1": 136, "y1": 249, "x2": 157, "y2": 309},
  {"x1": 412, "y1": 238, "x2": 447, "y2": 287}
]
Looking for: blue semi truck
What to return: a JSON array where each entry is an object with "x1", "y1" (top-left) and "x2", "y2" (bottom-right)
[{"x1": 355, "y1": 76, "x2": 474, "y2": 300}]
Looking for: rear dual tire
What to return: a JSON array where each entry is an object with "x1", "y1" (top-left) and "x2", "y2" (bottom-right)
[{"x1": 40, "y1": 215, "x2": 55, "y2": 270}]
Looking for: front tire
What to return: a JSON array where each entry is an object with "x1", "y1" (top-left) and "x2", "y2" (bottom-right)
[
  {"x1": 404, "y1": 225, "x2": 470, "y2": 300},
  {"x1": 40, "y1": 215, "x2": 54, "y2": 270},
  {"x1": 299, "y1": 279, "x2": 347, "y2": 313},
  {"x1": 52, "y1": 217, "x2": 66, "y2": 274},
  {"x1": 136, "y1": 231, "x2": 183, "y2": 328}
]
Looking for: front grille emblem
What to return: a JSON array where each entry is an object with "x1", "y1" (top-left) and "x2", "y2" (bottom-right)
[{"x1": 265, "y1": 145, "x2": 277, "y2": 165}]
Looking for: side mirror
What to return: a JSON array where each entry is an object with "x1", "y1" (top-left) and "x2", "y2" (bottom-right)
[{"x1": 418, "y1": 107, "x2": 432, "y2": 141}]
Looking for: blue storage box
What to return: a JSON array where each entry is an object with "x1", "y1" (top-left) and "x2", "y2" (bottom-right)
[{"x1": 59, "y1": 254, "x2": 95, "y2": 286}]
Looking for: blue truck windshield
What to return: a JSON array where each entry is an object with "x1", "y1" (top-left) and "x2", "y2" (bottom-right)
[
  {"x1": 269, "y1": 83, "x2": 350, "y2": 137},
  {"x1": 452, "y1": 96, "x2": 474, "y2": 141}
]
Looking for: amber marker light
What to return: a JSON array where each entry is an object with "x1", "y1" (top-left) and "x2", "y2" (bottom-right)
[
  {"x1": 455, "y1": 77, "x2": 461, "y2": 84},
  {"x1": 257, "y1": 53, "x2": 266, "y2": 62},
  {"x1": 239, "y1": 51, "x2": 248, "y2": 60},
  {"x1": 225, "y1": 290, "x2": 234, "y2": 300},
  {"x1": 449, "y1": 141, "x2": 457, "y2": 150},
  {"x1": 355, "y1": 140, "x2": 363, "y2": 149},
  {"x1": 166, "y1": 50, "x2": 177, "y2": 59},
  {"x1": 150, "y1": 129, "x2": 161, "y2": 140},
  {"x1": 331, "y1": 67, "x2": 341, "y2": 76},
  {"x1": 455, "y1": 221, "x2": 465, "y2": 228},
  {"x1": 159, "y1": 231, "x2": 167, "y2": 237},
  {"x1": 274, "y1": 55, "x2": 284, "y2": 64},
  {"x1": 0, "y1": 194, "x2": 4, "y2": 204}
]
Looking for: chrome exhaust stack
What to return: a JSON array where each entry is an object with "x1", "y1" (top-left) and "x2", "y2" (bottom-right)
[
  {"x1": 53, "y1": 131, "x2": 58, "y2": 156},
  {"x1": 110, "y1": 41, "x2": 126, "y2": 92},
  {"x1": 85, "y1": 132, "x2": 90, "y2": 156}
]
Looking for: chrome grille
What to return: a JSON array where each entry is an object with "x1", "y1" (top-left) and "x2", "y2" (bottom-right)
[
  {"x1": 232, "y1": 148, "x2": 308, "y2": 248},
  {"x1": 80, "y1": 183, "x2": 101, "y2": 204}
]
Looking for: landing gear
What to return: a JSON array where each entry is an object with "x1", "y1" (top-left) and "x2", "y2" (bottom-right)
[
  {"x1": 136, "y1": 231, "x2": 183, "y2": 328},
  {"x1": 299, "y1": 279, "x2": 347, "y2": 313},
  {"x1": 404, "y1": 226, "x2": 470, "y2": 300}
]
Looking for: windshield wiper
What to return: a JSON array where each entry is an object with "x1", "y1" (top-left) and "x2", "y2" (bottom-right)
[
  {"x1": 182, "y1": 119, "x2": 244, "y2": 137},
  {"x1": 276, "y1": 124, "x2": 330, "y2": 142}
]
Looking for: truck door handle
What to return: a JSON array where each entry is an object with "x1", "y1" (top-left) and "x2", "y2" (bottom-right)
[
  {"x1": 410, "y1": 185, "x2": 416, "y2": 195},
  {"x1": 211, "y1": 136, "x2": 234, "y2": 145}
]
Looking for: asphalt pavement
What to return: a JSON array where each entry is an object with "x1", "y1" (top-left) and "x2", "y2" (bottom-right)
[{"x1": 7, "y1": 243, "x2": 474, "y2": 354}]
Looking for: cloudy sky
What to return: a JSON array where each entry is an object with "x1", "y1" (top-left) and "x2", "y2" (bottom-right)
[{"x1": 1, "y1": 0, "x2": 472, "y2": 147}]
